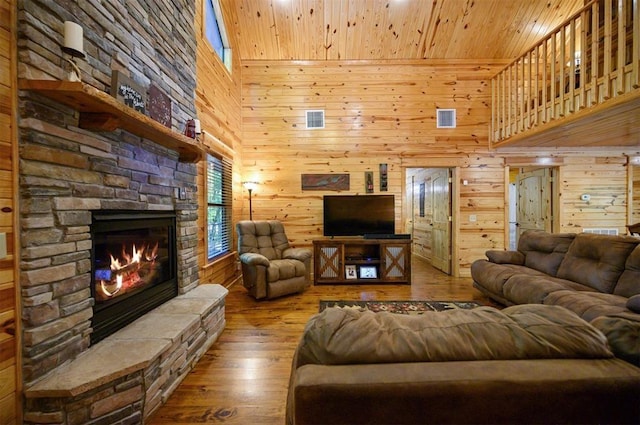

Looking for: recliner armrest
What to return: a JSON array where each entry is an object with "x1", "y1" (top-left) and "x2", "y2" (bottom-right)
[
  {"x1": 283, "y1": 247, "x2": 312, "y2": 262},
  {"x1": 239, "y1": 252, "x2": 270, "y2": 267},
  {"x1": 486, "y1": 250, "x2": 525, "y2": 265}
]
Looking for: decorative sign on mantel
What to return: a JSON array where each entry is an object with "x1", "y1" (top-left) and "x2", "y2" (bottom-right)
[
  {"x1": 110, "y1": 71, "x2": 146, "y2": 114},
  {"x1": 148, "y1": 85, "x2": 172, "y2": 128}
]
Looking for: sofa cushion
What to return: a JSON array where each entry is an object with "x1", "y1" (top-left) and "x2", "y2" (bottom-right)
[
  {"x1": 294, "y1": 304, "x2": 612, "y2": 368},
  {"x1": 471, "y1": 260, "x2": 548, "y2": 298},
  {"x1": 627, "y1": 295, "x2": 640, "y2": 313},
  {"x1": 556, "y1": 233, "x2": 639, "y2": 293},
  {"x1": 544, "y1": 290, "x2": 630, "y2": 322},
  {"x1": 614, "y1": 245, "x2": 640, "y2": 297},
  {"x1": 237, "y1": 220, "x2": 290, "y2": 260},
  {"x1": 486, "y1": 250, "x2": 525, "y2": 265},
  {"x1": 267, "y1": 258, "x2": 306, "y2": 282},
  {"x1": 502, "y1": 275, "x2": 596, "y2": 305},
  {"x1": 518, "y1": 230, "x2": 576, "y2": 276}
]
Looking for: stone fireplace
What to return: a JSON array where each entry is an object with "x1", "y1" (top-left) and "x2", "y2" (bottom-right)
[{"x1": 17, "y1": 1, "x2": 228, "y2": 423}]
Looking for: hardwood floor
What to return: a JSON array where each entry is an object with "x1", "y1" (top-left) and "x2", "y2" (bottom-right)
[{"x1": 148, "y1": 256, "x2": 494, "y2": 424}]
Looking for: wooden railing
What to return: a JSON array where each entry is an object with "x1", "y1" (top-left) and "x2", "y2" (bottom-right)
[{"x1": 491, "y1": 0, "x2": 639, "y2": 146}]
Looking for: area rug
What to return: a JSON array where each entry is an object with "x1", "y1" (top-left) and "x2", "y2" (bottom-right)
[{"x1": 319, "y1": 300, "x2": 482, "y2": 314}]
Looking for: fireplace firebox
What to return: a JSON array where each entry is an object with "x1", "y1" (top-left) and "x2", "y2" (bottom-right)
[{"x1": 91, "y1": 211, "x2": 178, "y2": 344}]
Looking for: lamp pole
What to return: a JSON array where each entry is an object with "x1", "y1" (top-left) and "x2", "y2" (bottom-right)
[{"x1": 243, "y1": 181, "x2": 258, "y2": 221}]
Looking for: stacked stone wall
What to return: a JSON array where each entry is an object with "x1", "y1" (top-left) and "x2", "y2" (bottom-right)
[{"x1": 18, "y1": 0, "x2": 201, "y2": 391}]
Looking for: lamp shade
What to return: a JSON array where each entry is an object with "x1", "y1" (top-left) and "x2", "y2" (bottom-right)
[{"x1": 242, "y1": 181, "x2": 258, "y2": 192}]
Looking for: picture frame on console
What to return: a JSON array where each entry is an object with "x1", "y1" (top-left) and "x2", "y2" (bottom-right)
[
  {"x1": 345, "y1": 265, "x2": 357, "y2": 279},
  {"x1": 359, "y1": 266, "x2": 378, "y2": 279}
]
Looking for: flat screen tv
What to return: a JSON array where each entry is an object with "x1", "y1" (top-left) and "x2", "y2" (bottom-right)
[{"x1": 323, "y1": 195, "x2": 395, "y2": 237}]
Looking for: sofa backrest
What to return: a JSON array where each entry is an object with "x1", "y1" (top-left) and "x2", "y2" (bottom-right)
[
  {"x1": 613, "y1": 244, "x2": 640, "y2": 297},
  {"x1": 517, "y1": 230, "x2": 576, "y2": 276},
  {"x1": 557, "y1": 233, "x2": 640, "y2": 293},
  {"x1": 236, "y1": 220, "x2": 291, "y2": 260}
]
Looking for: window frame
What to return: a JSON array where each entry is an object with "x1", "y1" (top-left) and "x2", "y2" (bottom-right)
[
  {"x1": 203, "y1": 0, "x2": 232, "y2": 72},
  {"x1": 206, "y1": 153, "x2": 232, "y2": 262}
]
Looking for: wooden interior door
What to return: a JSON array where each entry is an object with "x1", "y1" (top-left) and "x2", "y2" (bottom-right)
[
  {"x1": 516, "y1": 168, "x2": 552, "y2": 239},
  {"x1": 431, "y1": 169, "x2": 451, "y2": 274}
]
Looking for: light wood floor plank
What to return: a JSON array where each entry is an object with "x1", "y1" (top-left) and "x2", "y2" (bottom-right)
[{"x1": 148, "y1": 256, "x2": 494, "y2": 424}]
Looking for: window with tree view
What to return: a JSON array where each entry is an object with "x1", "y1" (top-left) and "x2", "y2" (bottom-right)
[{"x1": 207, "y1": 155, "x2": 232, "y2": 260}]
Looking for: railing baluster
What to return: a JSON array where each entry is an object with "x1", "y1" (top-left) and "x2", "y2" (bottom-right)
[
  {"x1": 528, "y1": 49, "x2": 534, "y2": 127},
  {"x1": 617, "y1": 0, "x2": 626, "y2": 94},
  {"x1": 604, "y1": 0, "x2": 612, "y2": 99},
  {"x1": 551, "y1": 33, "x2": 557, "y2": 118},
  {"x1": 559, "y1": 27, "x2": 566, "y2": 117},
  {"x1": 634, "y1": 0, "x2": 639, "y2": 88},
  {"x1": 569, "y1": 19, "x2": 577, "y2": 113},
  {"x1": 579, "y1": 9, "x2": 587, "y2": 108},
  {"x1": 591, "y1": 1, "x2": 600, "y2": 104},
  {"x1": 542, "y1": 40, "x2": 548, "y2": 123}
]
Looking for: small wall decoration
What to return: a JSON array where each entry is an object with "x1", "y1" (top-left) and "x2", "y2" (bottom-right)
[
  {"x1": 379, "y1": 163, "x2": 388, "y2": 191},
  {"x1": 419, "y1": 183, "x2": 426, "y2": 217},
  {"x1": 110, "y1": 71, "x2": 146, "y2": 113},
  {"x1": 301, "y1": 174, "x2": 350, "y2": 191},
  {"x1": 365, "y1": 171, "x2": 374, "y2": 193},
  {"x1": 148, "y1": 85, "x2": 172, "y2": 128}
]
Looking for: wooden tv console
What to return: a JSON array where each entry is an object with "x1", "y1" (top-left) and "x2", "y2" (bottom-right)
[{"x1": 313, "y1": 238, "x2": 411, "y2": 284}]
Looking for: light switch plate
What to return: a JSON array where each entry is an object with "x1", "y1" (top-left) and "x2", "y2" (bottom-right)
[{"x1": 0, "y1": 233, "x2": 6, "y2": 259}]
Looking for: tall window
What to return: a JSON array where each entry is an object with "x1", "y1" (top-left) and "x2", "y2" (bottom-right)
[
  {"x1": 204, "y1": 0, "x2": 232, "y2": 72},
  {"x1": 207, "y1": 154, "x2": 232, "y2": 260}
]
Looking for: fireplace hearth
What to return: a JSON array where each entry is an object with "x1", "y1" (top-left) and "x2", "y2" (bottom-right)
[{"x1": 91, "y1": 211, "x2": 178, "y2": 344}]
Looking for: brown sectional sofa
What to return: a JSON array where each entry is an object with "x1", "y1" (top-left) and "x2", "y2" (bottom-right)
[
  {"x1": 285, "y1": 230, "x2": 640, "y2": 424},
  {"x1": 472, "y1": 230, "x2": 640, "y2": 364},
  {"x1": 286, "y1": 305, "x2": 640, "y2": 424}
]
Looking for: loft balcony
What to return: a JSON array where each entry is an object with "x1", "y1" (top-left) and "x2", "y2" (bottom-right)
[{"x1": 491, "y1": 0, "x2": 639, "y2": 149}]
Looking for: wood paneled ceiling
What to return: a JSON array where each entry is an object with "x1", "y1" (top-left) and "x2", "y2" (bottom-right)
[{"x1": 226, "y1": 0, "x2": 585, "y2": 61}]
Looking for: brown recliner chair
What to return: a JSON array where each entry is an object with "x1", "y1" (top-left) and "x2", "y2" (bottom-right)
[{"x1": 236, "y1": 220, "x2": 312, "y2": 300}]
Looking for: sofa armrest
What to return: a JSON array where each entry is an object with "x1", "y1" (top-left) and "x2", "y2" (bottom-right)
[
  {"x1": 590, "y1": 314, "x2": 640, "y2": 365},
  {"x1": 486, "y1": 250, "x2": 525, "y2": 265},
  {"x1": 283, "y1": 247, "x2": 312, "y2": 262},
  {"x1": 239, "y1": 252, "x2": 270, "y2": 267}
]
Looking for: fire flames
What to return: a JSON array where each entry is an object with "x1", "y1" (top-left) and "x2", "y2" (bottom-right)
[{"x1": 97, "y1": 242, "x2": 159, "y2": 300}]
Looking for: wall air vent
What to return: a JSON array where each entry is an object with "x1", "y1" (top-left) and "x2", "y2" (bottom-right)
[
  {"x1": 436, "y1": 109, "x2": 456, "y2": 128},
  {"x1": 306, "y1": 110, "x2": 325, "y2": 129},
  {"x1": 583, "y1": 228, "x2": 619, "y2": 235}
]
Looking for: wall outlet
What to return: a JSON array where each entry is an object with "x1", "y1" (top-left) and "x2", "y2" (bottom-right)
[{"x1": 469, "y1": 214, "x2": 477, "y2": 222}]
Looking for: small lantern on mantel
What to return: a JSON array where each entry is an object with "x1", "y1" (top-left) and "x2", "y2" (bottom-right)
[{"x1": 61, "y1": 21, "x2": 85, "y2": 82}]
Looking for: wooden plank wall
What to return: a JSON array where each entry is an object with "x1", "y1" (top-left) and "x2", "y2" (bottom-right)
[
  {"x1": 558, "y1": 156, "x2": 629, "y2": 233},
  {"x1": 195, "y1": 0, "x2": 244, "y2": 287},
  {"x1": 240, "y1": 60, "x2": 508, "y2": 276},
  {"x1": 0, "y1": 0, "x2": 18, "y2": 422}
]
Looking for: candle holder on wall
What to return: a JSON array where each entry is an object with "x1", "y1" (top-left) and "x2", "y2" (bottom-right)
[
  {"x1": 62, "y1": 21, "x2": 86, "y2": 82},
  {"x1": 365, "y1": 172, "x2": 374, "y2": 193},
  {"x1": 379, "y1": 163, "x2": 388, "y2": 191}
]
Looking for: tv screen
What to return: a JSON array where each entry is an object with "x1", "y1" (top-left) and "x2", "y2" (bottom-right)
[{"x1": 323, "y1": 195, "x2": 395, "y2": 237}]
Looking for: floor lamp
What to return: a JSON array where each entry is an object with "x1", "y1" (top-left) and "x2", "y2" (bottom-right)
[{"x1": 242, "y1": 181, "x2": 258, "y2": 220}]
